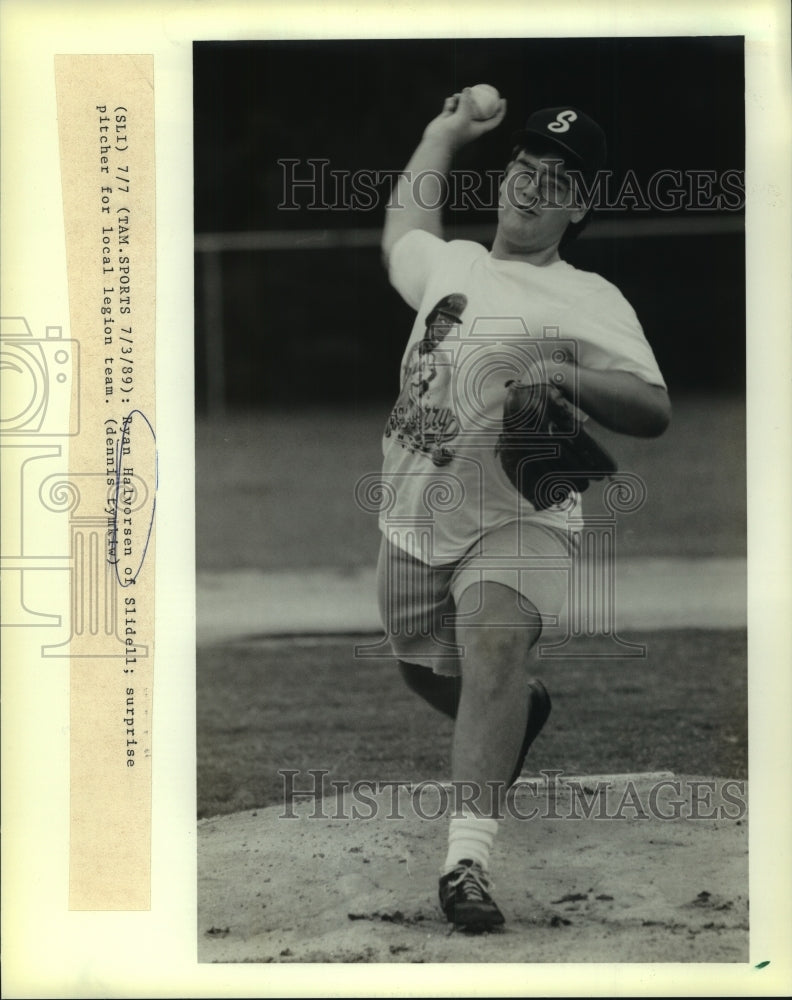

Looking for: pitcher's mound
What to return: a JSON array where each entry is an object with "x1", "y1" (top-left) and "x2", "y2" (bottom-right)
[{"x1": 198, "y1": 774, "x2": 747, "y2": 963}]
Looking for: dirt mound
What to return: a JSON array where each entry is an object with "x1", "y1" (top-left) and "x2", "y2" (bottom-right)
[{"x1": 198, "y1": 774, "x2": 747, "y2": 964}]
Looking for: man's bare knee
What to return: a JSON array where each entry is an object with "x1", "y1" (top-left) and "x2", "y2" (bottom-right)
[
  {"x1": 458, "y1": 631, "x2": 531, "y2": 699},
  {"x1": 455, "y1": 582, "x2": 542, "y2": 662},
  {"x1": 462, "y1": 625, "x2": 528, "y2": 668}
]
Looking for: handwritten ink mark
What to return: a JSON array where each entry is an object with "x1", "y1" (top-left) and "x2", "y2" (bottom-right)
[{"x1": 111, "y1": 408, "x2": 156, "y2": 586}]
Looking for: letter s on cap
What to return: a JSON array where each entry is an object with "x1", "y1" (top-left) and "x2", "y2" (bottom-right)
[{"x1": 548, "y1": 110, "x2": 578, "y2": 133}]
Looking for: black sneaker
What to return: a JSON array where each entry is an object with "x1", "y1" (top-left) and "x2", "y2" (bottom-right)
[
  {"x1": 438, "y1": 859, "x2": 505, "y2": 930},
  {"x1": 509, "y1": 677, "x2": 552, "y2": 787}
]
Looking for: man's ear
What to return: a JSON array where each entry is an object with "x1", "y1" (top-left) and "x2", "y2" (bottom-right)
[
  {"x1": 569, "y1": 204, "x2": 588, "y2": 225},
  {"x1": 568, "y1": 172, "x2": 592, "y2": 221},
  {"x1": 568, "y1": 176, "x2": 590, "y2": 223}
]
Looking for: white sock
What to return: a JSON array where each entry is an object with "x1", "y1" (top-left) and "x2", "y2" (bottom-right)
[{"x1": 443, "y1": 813, "x2": 499, "y2": 874}]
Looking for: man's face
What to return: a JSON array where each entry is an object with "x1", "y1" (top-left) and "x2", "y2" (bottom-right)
[{"x1": 497, "y1": 148, "x2": 586, "y2": 253}]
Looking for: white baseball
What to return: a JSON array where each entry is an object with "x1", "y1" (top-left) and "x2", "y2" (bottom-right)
[{"x1": 468, "y1": 83, "x2": 501, "y2": 120}]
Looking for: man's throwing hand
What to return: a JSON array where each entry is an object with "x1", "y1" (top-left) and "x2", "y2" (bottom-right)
[{"x1": 423, "y1": 87, "x2": 507, "y2": 151}]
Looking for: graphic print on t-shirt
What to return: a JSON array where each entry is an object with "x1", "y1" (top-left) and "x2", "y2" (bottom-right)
[{"x1": 384, "y1": 293, "x2": 467, "y2": 467}]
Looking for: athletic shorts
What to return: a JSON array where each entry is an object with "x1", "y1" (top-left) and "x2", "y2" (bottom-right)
[{"x1": 376, "y1": 520, "x2": 576, "y2": 676}]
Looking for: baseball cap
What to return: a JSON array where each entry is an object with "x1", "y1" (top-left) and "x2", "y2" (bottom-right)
[
  {"x1": 512, "y1": 107, "x2": 607, "y2": 174},
  {"x1": 427, "y1": 293, "x2": 467, "y2": 325}
]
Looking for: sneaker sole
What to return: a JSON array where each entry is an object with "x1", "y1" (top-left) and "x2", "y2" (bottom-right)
[{"x1": 447, "y1": 904, "x2": 505, "y2": 930}]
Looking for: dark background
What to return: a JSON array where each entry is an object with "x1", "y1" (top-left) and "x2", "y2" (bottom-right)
[{"x1": 193, "y1": 36, "x2": 745, "y2": 409}]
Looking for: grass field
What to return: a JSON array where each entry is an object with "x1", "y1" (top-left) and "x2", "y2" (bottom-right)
[
  {"x1": 197, "y1": 628, "x2": 747, "y2": 819},
  {"x1": 196, "y1": 393, "x2": 746, "y2": 572}
]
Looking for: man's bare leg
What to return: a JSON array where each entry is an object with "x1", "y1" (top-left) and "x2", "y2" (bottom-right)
[
  {"x1": 437, "y1": 581, "x2": 543, "y2": 930},
  {"x1": 452, "y1": 581, "x2": 542, "y2": 810}
]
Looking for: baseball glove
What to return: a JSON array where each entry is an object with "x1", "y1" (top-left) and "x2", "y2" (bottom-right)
[{"x1": 495, "y1": 380, "x2": 617, "y2": 510}]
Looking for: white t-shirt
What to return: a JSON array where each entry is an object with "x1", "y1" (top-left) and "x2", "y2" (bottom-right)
[{"x1": 379, "y1": 229, "x2": 666, "y2": 564}]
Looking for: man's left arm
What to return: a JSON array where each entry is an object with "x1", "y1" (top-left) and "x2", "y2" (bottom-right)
[{"x1": 559, "y1": 364, "x2": 671, "y2": 438}]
